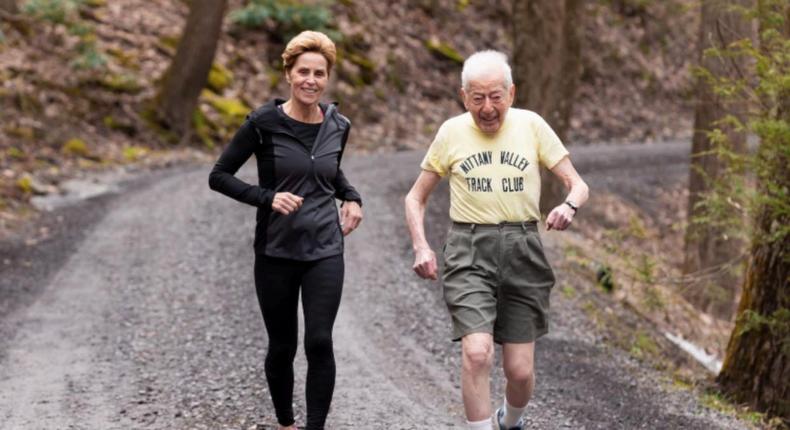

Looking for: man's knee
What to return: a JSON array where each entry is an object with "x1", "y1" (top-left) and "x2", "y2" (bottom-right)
[
  {"x1": 462, "y1": 337, "x2": 494, "y2": 371},
  {"x1": 503, "y1": 362, "x2": 534, "y2": 384}
]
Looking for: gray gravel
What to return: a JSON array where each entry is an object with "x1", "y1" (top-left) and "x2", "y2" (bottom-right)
[{"x1": 0, "y1": 146, "x2": 749, "y2": 429}]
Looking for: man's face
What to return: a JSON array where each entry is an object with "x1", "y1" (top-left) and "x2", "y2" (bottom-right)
[{"x1": 461, "y1": 72, "x2": 515, "y2": 135}]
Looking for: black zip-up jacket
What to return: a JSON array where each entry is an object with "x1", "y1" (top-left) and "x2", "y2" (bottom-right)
[{"x1": 208, "y1": 99, "x2": 362, "y2": 261}]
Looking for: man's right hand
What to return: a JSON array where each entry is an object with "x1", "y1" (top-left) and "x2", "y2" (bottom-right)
[
  {"x1": 413, "y1": 247, "x2": 438, "y2": 280},
  {"x1": 271, "y1": 192, "x2": 303, "y2": 215}
]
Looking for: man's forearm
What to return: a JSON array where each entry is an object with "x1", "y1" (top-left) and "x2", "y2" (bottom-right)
[
  {"x1": 565, "y1": 179, "x2": 589, "y2": 209},
  {"x1": 550, "y1": 157, "x2": 589, "y2": 211},
  {"x1": 404, "y1": 195, "x2": 430, "y2": 251}
]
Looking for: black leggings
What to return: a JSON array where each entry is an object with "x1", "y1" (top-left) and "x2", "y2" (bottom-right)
[{"x1": 254, "y1": 253, "x2": 344, "y2": 429}]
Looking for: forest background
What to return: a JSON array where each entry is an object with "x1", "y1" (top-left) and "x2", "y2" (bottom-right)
[{"x1": 0, "y1": 0, "x2": 787, "y2": 426}]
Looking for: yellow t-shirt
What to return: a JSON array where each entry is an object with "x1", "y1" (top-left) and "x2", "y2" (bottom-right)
[{"x1": 421, "y1": 108, "x2": 569, "y2": 224}]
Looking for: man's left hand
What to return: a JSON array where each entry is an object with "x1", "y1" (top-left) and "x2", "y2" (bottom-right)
[
  {"x1": 340, "y1": 201, "x2": 363, "y2": 236},
  {"x1": 546, "y1": 204, "x2": 574, "y2": 231}
]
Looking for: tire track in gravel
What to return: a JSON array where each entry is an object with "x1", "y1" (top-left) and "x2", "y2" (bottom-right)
[{"x1": 0, "y1": 143, "x2": 750, "y2": 429}]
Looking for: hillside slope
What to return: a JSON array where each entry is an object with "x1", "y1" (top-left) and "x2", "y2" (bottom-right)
[{"x1": 0, "y1": 0, "x2": 698, "y2": 231}]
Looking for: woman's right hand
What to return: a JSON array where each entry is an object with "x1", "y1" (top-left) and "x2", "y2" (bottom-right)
[{"x1": 271, "y1": 192, "x2": 304, "y2": 215}]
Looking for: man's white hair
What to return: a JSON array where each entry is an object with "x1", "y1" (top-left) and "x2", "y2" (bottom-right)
[{"x1": 461, "y1": 50, "x2": 513, "y2": 91}]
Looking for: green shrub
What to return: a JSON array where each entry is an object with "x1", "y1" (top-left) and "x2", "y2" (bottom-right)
[
  {"x1": 22, "y1": 0, "x2": 81, "y2": 25},
  {"x1": 691, "y1": 1, "x2": 790, "y2": 247},
  {"x1": 22, "y1": 0, "x2": 107, "y2": 70},
  {"x1": 230, "y1": 0, "x2": 341, "y2": 42}
]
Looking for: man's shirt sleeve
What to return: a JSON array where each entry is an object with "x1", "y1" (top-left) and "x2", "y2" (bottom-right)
[
  {"x1": 420, "y1": 123, "x2": 450, "y2": 176},
  {"x1": 535, "y1": 115, "x2": 570, "y2": 169}
]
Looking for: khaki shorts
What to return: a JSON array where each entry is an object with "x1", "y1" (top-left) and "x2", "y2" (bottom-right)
[{"x1": 442, "y1": 221, "x2": 555, "y2": 344}]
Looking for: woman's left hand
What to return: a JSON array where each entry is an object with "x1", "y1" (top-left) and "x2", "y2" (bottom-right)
[{"x1": 340, "y1": 201, "x2": 363, "y2": 236}]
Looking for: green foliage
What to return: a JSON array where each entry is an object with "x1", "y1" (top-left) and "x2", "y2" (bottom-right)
[
  {"x1": 629, "y1": 331, "x2": 659, "y2": 359},
  {"x1": 230, "y1": 0, "x2": 341, "y2": 42},
  {"x1": 23, "y1": 0, "x2": 80, "y2": 24},
  {"x1": 690, "y1": 0, "x2": 790, "y2": 248},
  {"x1": 22, "y1": 0, "x2": 107, "y2": 70},
  {"x1": 737, "y1": 308, "x2": 790, "y2": 355},
  {"x1": 701, "y1": 389, "x2": 738, "y2": 414},
  {"x1": 595, "y1": 262, "x2": 615, "y2": 292},
  {"x1": 599, "y1": 224, "x2": 664, "y2": 289},
  {"x1": 71, "y1": 38, "x2": 106, "y2": 69},
  {"x1": 634, "y1": 254, "x2": 656, "y2": 283},
  {"x1": 700, "y1": 388, "x2": 776, "y2": 427}
]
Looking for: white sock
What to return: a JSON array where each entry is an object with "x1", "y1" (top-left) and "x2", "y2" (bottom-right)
[
  {"x1": 467, "y1": 417, "x2": 493, "y2": 430},
  {"x1": 502, "y1": 397, "x2": 527, "y2": 427}
]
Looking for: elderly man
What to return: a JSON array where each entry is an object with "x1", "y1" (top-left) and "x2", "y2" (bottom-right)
[{"x1": 404, "y1": 50, "x2": 589, "y2": 430}]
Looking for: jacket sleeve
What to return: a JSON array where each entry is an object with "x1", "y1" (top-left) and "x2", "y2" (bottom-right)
[
  {"x1": 333, "y1": 125, "x2": 362, "y2": 205},
  {"x1": 208, "y1": 121, "x2": 275, "y2": 209}
]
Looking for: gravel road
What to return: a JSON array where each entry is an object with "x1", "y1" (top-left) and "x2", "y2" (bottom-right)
[{"x1": 0, "y1": 144, "x2": 750, "y2": 429}]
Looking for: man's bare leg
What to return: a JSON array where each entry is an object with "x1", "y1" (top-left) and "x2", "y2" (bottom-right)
[
  {"x1": 499, "y1": 342, "x2": 535, "y2": 426},
  {"x1": 461, "y1": 333, "x2": 495, "y2": 423}
]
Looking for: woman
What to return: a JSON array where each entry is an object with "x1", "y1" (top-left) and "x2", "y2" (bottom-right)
[{"x1": 208, "y1": 31, "x2": 363, "y2": 430}]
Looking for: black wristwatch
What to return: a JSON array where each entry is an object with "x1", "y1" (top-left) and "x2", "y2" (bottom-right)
[{"x1": 564, "y1": 200, "x2": 578, "y2": 213}]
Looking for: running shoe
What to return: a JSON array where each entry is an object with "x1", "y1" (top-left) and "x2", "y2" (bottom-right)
[{"x1": 495, "y1": 407, "x2": 524, "y2": 430}]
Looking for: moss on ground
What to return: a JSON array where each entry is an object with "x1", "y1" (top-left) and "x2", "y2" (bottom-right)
[
  {"x1": 62, "y1": 138, "x2": 90, "y2": 158},
  {"x1": 207, "y1": 62, "x2": 234, "y2": 93},
  {"x1": 424, "y1": 37, "x2": 464, "y2": 64}
]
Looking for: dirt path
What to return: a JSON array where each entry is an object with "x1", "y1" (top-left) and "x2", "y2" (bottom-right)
[{"x1": 0, "y1": 144, "x2": 749, "y2": 429}]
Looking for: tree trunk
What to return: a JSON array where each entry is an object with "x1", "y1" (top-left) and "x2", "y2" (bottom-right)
[
  {"x1": 717, "y1": 121, "x2": 790, "y2": 421},
  {"x1": 0, "y1": 0, "x2": 17, "y2": 14},
  {"x1": 717, "y1": 2, "x2": 789, "y2": 422},
  {"x1": 156, "y1": 0, "x2": 227, "y2": 140},
  {"x1": 511, "y1": 0, "x2": 583, "y2": 214},
  {"x1": 683, "y1": 0, "x2": 753, "y2": 319}
]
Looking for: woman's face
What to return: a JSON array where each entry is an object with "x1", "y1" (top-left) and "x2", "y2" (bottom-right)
[{"x1": 286, "y1": 52, "x2": 329, "y2": 107}]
